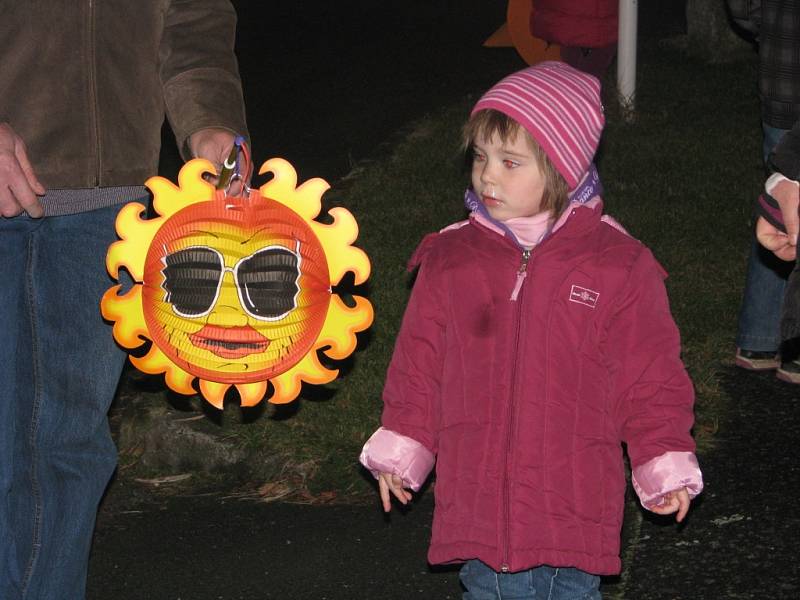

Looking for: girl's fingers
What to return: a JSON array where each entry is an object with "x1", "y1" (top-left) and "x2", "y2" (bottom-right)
[
  {"x1": 675, "y1": 490, "x2": 691, "y2": 522},
  {"x1": 650, "y1": 489, "x2": 691, "y2": 522},
  {"x1": 650, "y1": 495, "x2": 678, "y2": 515},
  {"x1": 378, "y1": 476, "x2": 393, "y2": 512},
  {"x1": 389, "y1": 477, "x2": 410, "y2": 505},
  {"x1": 378, "y1": 473, "x2": 412, "y2": 512}
]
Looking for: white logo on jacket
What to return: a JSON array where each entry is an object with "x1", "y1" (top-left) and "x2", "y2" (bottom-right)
[{"x1": 569, "y1": 285, "x2": 599, "y2": 308}]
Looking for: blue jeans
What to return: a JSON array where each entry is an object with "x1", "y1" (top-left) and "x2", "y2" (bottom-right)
[
  {"x1": 459, "y1": 560, "x2": 601, "y2": 600},
  {"x1": 0, "y1": 204, "x2": 128, "y2": 599},
  {"x1": 736, "y1": 123, "x2": 792, "y2": 353}
]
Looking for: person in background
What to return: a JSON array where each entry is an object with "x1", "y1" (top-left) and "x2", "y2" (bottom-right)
[
  {"x1": 360, "y1": 62, "x2": 702, "y2": 599},
  {"x1": 0, "y1": 2, "x2": 247, "y2": 598},
  {"x1": 753, "y1": 120, "x2": 800, "y2": 381},
  {"x1": 531, "y1": 0, "x2": 618, "y2": 81},
  {"x1": 728, "y1": 0, "x2": 800, "y2": 379}
]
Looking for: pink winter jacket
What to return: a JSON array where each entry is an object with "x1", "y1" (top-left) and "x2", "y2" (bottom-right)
[{"x1": 360, "y1": 199, "x2": 702, "y2": 575}]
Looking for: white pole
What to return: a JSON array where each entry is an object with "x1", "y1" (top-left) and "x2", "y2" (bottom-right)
[{"x1": 617, "y1": 0, "x2": 638, "y2": 118}]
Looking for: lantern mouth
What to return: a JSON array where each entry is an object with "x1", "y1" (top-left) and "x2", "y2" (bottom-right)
[{"x1": 189, "y1": 324, "x2": 270, "y2": 359}]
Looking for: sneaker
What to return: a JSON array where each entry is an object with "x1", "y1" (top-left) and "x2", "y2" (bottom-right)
[
  {"x1": 777, "y1": 359, "x2": 800, "y2": 383},
  {"x1": 735, "y1": 348, "x2": 780, "y2": 371}
]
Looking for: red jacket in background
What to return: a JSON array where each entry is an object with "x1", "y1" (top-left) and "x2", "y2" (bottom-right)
[{"x1": 532, "y1": 0, "x2": 619, "y2": 48}]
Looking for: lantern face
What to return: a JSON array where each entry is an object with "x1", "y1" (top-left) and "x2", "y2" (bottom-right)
[
  {"x1": 142, "y1": 196, "x2": 330, "y2": 383},
  {"x1": 102, "y1": 157, "x2": 373, "y2": 408}
]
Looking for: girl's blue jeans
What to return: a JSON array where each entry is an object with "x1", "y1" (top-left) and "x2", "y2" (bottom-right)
[
  {"x1": 736, "y1": 123, "x2": 792, "y2": 353},
  {"x1": 459, "y1": 559, "x2": 601, "y2": 600},
  {"x1": 0, "y1": 204, "x2": 128, "y2": 599}
]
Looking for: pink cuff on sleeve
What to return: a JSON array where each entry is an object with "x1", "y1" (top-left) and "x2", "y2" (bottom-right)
[
  {"x1": 359, "y1": 427, "x2": 435, "y2": 491},
  {"x1": 631, "y1": 451, "x2": 704, "y2": 508}
]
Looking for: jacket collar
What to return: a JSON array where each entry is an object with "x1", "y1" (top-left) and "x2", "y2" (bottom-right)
[{"x1": 464, "y1": 189, "x2": 604, "y2": 249}]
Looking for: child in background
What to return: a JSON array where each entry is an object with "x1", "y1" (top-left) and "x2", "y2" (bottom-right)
[{"x1": 359, "y1": 62, "x2": 703, "y2": 599}]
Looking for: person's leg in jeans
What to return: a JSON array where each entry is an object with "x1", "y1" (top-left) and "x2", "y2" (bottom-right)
[
  {"x1": 459, "y1": 559, "x2": 601, "y2": 599},
  {"x1": 1, "y1": 204, "x2": 127, "y2": 599},
  {"x1": 530, "y1": 566, "x2": 601, "y2": 600},
  {"x1": 0, "y1": 216, "x2": 39, "y2": 599},
  {"x1": 460, "y1": 559, "x2": 534, "y2": 599},
  {"x1": 736, "y1": 123, "x2": 791, "y2": 367}
]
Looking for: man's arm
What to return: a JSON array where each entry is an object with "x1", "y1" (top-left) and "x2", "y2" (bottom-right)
[{"x1": 159, "y1": 0, "x2": 248, "y2": 162}]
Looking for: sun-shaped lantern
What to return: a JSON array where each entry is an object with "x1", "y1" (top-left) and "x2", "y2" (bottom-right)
[{"x1": 101, "y1": 157, "x2": 373, "y2": 408}]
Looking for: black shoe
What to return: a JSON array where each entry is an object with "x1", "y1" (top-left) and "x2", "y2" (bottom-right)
[
  {"x1": 735, "y1": 348, "x2": 780, "y2": 371},
  {"x1": 777, "y1": 359, "x2": 800, "y2": 384}
]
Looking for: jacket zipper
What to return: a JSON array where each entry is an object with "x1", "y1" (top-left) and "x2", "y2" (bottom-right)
[
  {"x1": 501, "y1": 248, "x2": 531, "y2": 572},
  {"x1": 510, "y1": 249, "x2": 531, "y2": 301},
  {"x1": 88, "y1": 0, "x2": 101, "y2": 186}
]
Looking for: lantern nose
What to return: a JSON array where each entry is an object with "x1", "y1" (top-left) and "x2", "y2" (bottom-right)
[{"x1": 208, "y1": 270, "x2": 250, "y2": 328}]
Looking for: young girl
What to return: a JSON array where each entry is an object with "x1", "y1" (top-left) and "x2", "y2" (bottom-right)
[{"x1": 359, "y1": 62, "x2": 703, "y2": 599}]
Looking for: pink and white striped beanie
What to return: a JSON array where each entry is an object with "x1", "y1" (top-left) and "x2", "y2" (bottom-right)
[{"x1": 471, "y1": 61, "x2": 604, "y2": 190}]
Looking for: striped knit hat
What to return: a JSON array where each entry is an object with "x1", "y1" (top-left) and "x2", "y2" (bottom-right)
[{"x1": 471, "y1": 61, "x2": 604, "y2": 190}]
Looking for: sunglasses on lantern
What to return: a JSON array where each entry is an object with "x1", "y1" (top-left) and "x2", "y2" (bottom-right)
[{"x1": 160, "y1": 243, "x2": 301, "y2": 321}]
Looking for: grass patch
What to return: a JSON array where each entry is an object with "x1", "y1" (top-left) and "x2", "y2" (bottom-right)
[
  {"x1": 230, "y1": 106, "x2": 473, "y2": 498},
  {"x1": 163, "y1": 36, "x2": 764, "y2": 499},
  {"x1": 599, "y1": 38, "x2": 762, "y2": 445}
]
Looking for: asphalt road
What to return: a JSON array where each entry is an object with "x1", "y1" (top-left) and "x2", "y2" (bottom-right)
[{"x1": 89, "y1": 366, "x2": 800, "y2": 599}]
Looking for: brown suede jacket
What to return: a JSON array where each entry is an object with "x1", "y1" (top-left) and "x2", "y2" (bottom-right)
[{"x1": 0, "y1": 0, "x2": 248, "y2": 190}]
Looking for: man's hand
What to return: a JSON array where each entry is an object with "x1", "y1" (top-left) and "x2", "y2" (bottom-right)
[
  {"x1": 649, "y1": 487, "x2": 691, "y2": 522},
  {"x1": 0, "y1": 123, "x2": 45, "y2": 218},
  {"x1": 377, "y1": 472, "x2": 413, "y2": 513},
  {"x1": 188, "y1": 127, "x2": 237, "y2": 187},
  {"x1": 757, "y1": 179, "x2": 800, "y2": 261},
  {"x1": 774, "y1": 178, "x2": 800, "y2": 247},
  {"x1": 757, "y1": 217, "x2": 797, "y2": 261}
]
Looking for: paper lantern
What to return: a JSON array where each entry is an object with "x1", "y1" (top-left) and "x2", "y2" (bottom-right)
[
  {"x1": 483, "y1": 0, "x2": 562, "y2": 66},
  {"x1": 101, "y1": 158, "x2": 373, "y2": 408}
]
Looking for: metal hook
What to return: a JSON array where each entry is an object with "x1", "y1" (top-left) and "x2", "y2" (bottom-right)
[
  {"x1": 216, "y1": 136, "x2": 250, "y2": 197},
  {"x1": 216, "y1": 146, "x2": 239, "y2": 193}
]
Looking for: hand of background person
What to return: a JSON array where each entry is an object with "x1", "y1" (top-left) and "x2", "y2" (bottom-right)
[
  {"x1": 377, "y1": 472, "x2": 413, "y2": 513},
  {"x1": 188, "y1": 127, "x2": 236, "y2": 167},
  {"x1": 0, "y1": 123, "x2": 46, "y2": 218},
  {"x1": 756, "y1": 179, "x2": 800, "y2": 261},
  {"x1": 757, "y1": 217, "x2": 797, "y2": 261},
  {"x1": 648, "y1": 487, "x2": 691, "y2": 522}
]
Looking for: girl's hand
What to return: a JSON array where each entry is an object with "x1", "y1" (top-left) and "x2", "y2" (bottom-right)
[
  {"x1": 649, "y1": 487, "x2": 691, "y2": 522},
  {"x1": 377, "y1": 472, "x2": 412, "y2": 513}
]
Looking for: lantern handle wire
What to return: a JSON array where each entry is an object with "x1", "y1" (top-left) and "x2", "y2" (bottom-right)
[{"x1": 217, "y1": 135, "x2": 252, "y2": 196}]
